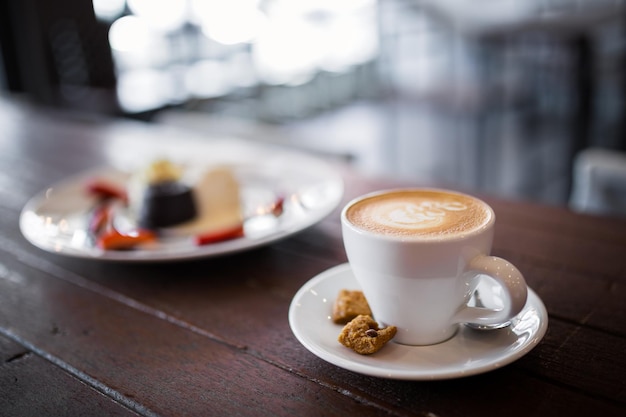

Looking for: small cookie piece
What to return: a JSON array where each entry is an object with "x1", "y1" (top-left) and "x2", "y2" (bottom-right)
[
  {"x1": 332, "y1": 289, "x2": 372, "y2": 324},
  {"x1": 338, "y1": 315, "x2": 397, "y2": 355}
]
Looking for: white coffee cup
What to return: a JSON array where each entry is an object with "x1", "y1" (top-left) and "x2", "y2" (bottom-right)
[{"x1": 341, "y1": 188, "x2": 528, "y2": 346}]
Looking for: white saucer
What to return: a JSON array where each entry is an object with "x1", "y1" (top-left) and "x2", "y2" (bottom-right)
[{"x1": 289, "y1": 263, "x2": 548, "y2": 380}]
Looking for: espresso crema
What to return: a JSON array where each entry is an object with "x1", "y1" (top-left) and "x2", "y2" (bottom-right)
[{"x1": 345, "y1": 190, "x2": 492, "y2": 238}]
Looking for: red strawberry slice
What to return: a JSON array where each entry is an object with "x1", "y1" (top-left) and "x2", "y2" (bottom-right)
[
  {"x1": 86, "y1": 179, "x2": 128, "y2": 202},
  {"x1": 195, "y1": 224, "x2": 245, "y2": 246},
  {"x1": 97, "y1": 228, "x2": 156, "y2": 250}
]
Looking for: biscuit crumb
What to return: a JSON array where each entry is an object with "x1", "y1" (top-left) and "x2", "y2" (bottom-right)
[
  {"x1": 332, "y1": 289, "x2": 372, "y2": 324},
  {"x1": 338, "y1": 315, "x2": 397, "y2": 355}
]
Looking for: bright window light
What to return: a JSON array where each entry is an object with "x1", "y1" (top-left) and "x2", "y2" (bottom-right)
[
  {"x1": 117, "y1": 69, "x2": 176, "y2": 112},
  {"x1": 109, "y1": 15, "x2": 152, "y2": 52},
  {"x1": 319, "y1": 9, "x2": 379, "y2": 72},
  {"x1": 191, "y1": 0, "x2": 266, "y2": 45},
  {"x1": 266, "y1": 0, "x2": 375, "y2": 16},
  {"x1": 127, "y1": 0, "x2": 188, "y2": 32},
  {"x1": 106, "y1": 0, "x2": 381, "y2": 109},
  {"x1": 185, "y1": 60, "x2": 233, "y2": 98},
  {"x1": 252, "y1": 0, "x2": 377, "y2": 84},
  {"x1": 92, "y1": 0, "x2": 126, "y2": 22},
  {"x1": 252, "y1": 13, "x2": 319, "y2": 85}
]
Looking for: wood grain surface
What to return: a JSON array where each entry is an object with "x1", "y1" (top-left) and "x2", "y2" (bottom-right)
[{"x1": 1, "y1": 97, "x2": 625, "y2": 417}]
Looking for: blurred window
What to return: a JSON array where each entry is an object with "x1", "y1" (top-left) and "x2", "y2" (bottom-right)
[{"x1": 95, "y1": 0, "x2": 379, "y2": 114}]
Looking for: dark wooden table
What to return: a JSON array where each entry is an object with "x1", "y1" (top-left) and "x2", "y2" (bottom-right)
[{"x1": 1, "y1": 96, "x2": 625, "y2": 417}]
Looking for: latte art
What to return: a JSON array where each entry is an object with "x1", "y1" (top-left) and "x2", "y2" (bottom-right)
[
  {"x1": 346, "y1": 190, "x2": 491, "y2": 238},
  {"x1": 382, "y1": 201, "x2": 468, "y2": 230}
]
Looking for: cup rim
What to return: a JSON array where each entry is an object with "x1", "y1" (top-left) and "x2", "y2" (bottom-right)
[{"x1": 340, "y1": 187, "x2": 495, "y2": 242}]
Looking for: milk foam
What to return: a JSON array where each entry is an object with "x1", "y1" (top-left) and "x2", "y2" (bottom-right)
[{"x1": 346, "y1": 190, "x2": 491, "y2": 238}]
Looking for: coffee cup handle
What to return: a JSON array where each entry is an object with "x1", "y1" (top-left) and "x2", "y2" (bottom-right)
[{"x1": 453, "y1": 255, "x2": 528, "y2": 326}]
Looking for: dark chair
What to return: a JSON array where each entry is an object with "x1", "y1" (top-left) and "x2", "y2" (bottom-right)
[{"x1": 0, "y1": 0, "x2": 119, "y2": 114}]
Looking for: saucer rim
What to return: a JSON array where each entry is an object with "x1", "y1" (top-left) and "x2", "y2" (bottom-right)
[{"x1": 288, "y1": 263, "x2": 548, "y2": 380}]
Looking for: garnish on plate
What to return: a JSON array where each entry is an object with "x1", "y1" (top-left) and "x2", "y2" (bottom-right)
[
  {"x1": 84, "y1": 160, "x2": 286, "y2": 251},
  {"x1": 194, "y1": 223, "x2": 245, "y2": 246},
  {"x1": 97, "y1": 228, "x2": 157, "y2": 250},
  {"x1": 86, "y1": 179, "x2": 128, "y2": 202}
]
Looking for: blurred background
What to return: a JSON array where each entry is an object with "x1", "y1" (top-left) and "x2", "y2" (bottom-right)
[{"x1": 1, "y1": 0, "x2": 625, "y2": 215}]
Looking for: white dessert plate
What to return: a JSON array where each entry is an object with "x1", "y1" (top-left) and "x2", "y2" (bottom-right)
[
  {"x1": 289, "y1": 263, "x2": 548, "y2": 380},
  {"x1": 19, "y1": 149, "x2": 343, "y2": 262}
]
